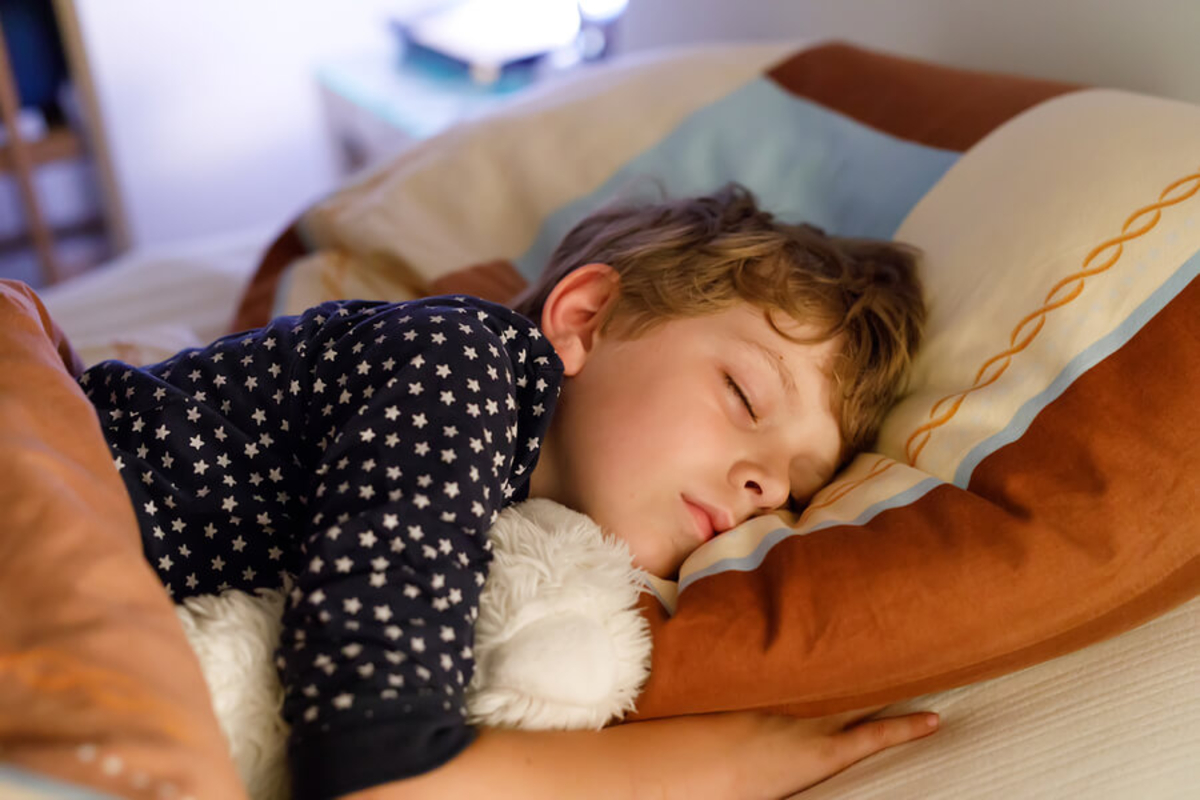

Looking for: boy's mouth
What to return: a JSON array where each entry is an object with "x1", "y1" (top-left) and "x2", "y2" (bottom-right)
[{"x1": 682, "y1": 496, "x2": 720, "y2": 543}]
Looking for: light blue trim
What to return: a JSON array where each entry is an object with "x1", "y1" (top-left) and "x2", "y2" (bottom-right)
[
  {"x1": 952, "y1": 248, "x2": 1200, "y2": 488},
  {"x1": 0, "y1": 766, "x2": 121, "y2": 799},
  {"x1": 679, "y1": 476, "x2": 943, "y2": 593},
  {"x1": 643, "y1": 579, "x2": 673, "y2": 610},
  {"x1": 513, "y1": 77, "x2": 959, "y2": 280}
]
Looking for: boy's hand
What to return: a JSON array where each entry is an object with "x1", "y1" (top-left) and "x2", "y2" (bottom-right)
[
  {"x1": 715, "y1": 707, "x2": 940, "y2": 799},
  {"x1": 340, "y1": 706, "x2": 938, "y2": 800}
]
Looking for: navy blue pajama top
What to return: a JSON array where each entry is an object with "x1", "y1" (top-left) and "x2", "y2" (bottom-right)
[{"x1": 80, "y1": 295, "x2": 564, "y2": 800}]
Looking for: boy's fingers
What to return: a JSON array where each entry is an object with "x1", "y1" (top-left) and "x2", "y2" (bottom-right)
[
  {"x1": 821, "y1": 704, "x2": 889, "y2": 731},
  {"x1": 820, "y1": 713, "x2": 940, "y2": 772}
]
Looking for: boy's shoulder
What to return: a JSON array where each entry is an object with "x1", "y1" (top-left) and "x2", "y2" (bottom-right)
[
  {"x1": 392, "y1": 294, "x2": 545, "y2": 337},
  {"x1": 290, "y1": 294, "x2": 538, "y2": 334},
  {"x1": 283, "y1": 294, "x2": 560, "y2": 372}
]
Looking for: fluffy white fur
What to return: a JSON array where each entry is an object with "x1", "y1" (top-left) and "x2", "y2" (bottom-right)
[
  {"x1": 176, "y1": 586, "x2": 290, "y2": 800},
  {"x1": 176, "y1": 498, "x2": 652, "y2": 800}
]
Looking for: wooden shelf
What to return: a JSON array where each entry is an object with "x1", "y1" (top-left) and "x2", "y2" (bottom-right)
[
  {"x1": 0, "y1": 3, "x2": 122, "y2": 286},
  {"x1": 0, "y1": 126, "x2": 83, "y2": 173},
  {"x1": 0, "y1": 10, "x2": 87, "y2": 286}
]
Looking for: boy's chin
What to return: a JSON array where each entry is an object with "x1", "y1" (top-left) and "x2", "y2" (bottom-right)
[
  {"x1": 634, "y1": 550, "x2": 688, "y2": 582},
  {"x1": 646, "y1": 565, "x2": 680, "y2": 581}
]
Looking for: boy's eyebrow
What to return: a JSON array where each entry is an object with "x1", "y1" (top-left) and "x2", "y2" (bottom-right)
[{"x1": 736, "y1": 337, "x2": 798, "y2": 402}]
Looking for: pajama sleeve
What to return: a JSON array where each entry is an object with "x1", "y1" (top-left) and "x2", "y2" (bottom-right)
[{"x1": 277, "y1": 299, "x2": 561, "y2": 800}]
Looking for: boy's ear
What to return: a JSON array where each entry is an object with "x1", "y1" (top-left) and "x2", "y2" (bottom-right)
[{"x1": 540, "y1": 263, "x2": 620, "y2": 376}]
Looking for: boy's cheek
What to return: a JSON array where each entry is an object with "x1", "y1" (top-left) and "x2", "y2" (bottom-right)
[{"x1": 592, "y1": 505, "x2": 669, "y2": 577}]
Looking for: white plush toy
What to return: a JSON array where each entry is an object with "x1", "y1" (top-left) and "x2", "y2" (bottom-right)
[{"x1": 175, "y1": 499, "x2": 653, "y2": 800}]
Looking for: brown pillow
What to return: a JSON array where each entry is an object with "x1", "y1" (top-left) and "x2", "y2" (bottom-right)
[{"x1": 0, "y1": 280, "x2": 248, "y2": 799}]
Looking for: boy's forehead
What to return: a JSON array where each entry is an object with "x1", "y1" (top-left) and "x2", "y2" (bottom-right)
[
  {"x1": 732, "y1": 336, "x2": 800, "y2": 399},
  {"x1": 727, "y1": 308, "x2": 843, "y2": 372},
  {"x1": 641, "y1": 304, "x2": 843, "y2": 382}
]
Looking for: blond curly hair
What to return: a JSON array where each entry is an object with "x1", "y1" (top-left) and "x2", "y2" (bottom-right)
[{"x1": 510, "y1": 183, "x2": 925, "y2": 460}]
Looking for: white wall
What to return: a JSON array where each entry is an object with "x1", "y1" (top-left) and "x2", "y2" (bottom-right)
[
  {"x1": 70, "y1": 0, "x2": 1200, "y2": 251},
  {"x1": 614, "y1": 0, "x2": 1200, "y2": 104},
  {"x1": 71, "y1": 0, "x2": 426, "y2": 248}
]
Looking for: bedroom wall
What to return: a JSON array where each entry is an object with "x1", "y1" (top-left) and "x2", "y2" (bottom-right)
[
  {"x1": 615, "y1": 0, "x2": 1200, "y2": 105},
  {"x1": 67, "y1": 0, "x2": 1200, "y2": 252},
  {"x1": 66, "y1": 0, "x2": 415, "y2": 249}
]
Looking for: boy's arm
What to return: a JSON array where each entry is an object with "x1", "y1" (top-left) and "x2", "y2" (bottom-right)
[
  {"x1": 343, "y1": 709, "x2": 940, "y2": 800},
  {"x1": 279, "y1": 299, "x2": 562, "y2": 800},
  {"x1": 343, "y1": 722, "x2": 701, "y2": 800}
]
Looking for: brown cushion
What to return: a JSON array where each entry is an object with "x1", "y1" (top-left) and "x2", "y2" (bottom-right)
[
  {"x1": 0, "y1": 280, "x2": 248, "y2": 799},
  {"x1": 766, "y1": 41, "x2": 1078, "y2": 150}
]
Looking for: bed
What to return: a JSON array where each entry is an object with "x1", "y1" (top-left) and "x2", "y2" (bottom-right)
[{"x1": 3, "y1": 39, "x2": 1197, "y2": 799}]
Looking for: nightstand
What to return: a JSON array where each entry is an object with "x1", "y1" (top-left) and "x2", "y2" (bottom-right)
[{"x1": 316, "y1": 51, "x2": 555, "y2": 176}]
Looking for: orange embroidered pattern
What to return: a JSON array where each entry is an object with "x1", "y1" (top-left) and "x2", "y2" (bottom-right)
[
  {"x1": 805, "y1": 455, "x2": 896, "y2": 514},
  {"x1": 904, "y1": 168, "x2": 1200, "y2": 467}
]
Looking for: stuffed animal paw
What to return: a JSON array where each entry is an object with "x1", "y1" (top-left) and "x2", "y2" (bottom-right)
[{"x1": 176, "y1": 498, "x2": 652, "y2": 800}]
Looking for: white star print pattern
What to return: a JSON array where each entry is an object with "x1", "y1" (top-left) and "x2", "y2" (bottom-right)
[{"x1": 82, "y1": 295, "x2": 562, "y2": 800}]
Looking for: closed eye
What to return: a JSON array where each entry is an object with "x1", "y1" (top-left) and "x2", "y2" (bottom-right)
[{"x1": 725, "y1": 373, "x2": 757, "y2": 423}]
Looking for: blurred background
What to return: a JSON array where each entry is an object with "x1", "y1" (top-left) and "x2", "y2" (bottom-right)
[{"x1": 1, "y1": 0, "x2": 1197, "y2": 289}]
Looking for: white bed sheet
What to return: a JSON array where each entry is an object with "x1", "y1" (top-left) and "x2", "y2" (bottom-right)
[
  {"x1": 40, "y1": 229, "x2": 268, "y2": 367},
  {"x1": 801, "y1": 595, "x2": 1200, "y2": 799}
]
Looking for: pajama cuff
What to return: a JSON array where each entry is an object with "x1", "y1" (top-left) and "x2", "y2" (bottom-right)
[{"x1": 289, "y1": 713, "x2": 477, "y2": 800}]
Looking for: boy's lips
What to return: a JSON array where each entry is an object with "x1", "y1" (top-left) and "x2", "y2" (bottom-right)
[{"x1": 683, "y1": 497, "x2": 730, "y2": 543}]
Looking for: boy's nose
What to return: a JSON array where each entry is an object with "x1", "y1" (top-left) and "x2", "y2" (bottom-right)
[
  {"x1": 741, "y1": 468, "x2": 791, "y2": 513},
  {"x1": 730, "y1": 457, "x2": 792, "y2": 520}
]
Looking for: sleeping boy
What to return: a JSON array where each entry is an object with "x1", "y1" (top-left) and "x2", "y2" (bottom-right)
[{"x1": 80, "y1": 183, "x2": 938, "y2": 800}]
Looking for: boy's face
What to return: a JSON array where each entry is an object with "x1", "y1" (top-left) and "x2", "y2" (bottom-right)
[{"x1": 530, "y1": 264, "x2": 844, "y2": 579}]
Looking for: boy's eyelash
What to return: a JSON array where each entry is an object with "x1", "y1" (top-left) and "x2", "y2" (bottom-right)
[
  {"x1": 725, "y1": 372, "x2": 801, "y2": 512},
  {"x1": 724, "y1": 374, "x2": 758, "y2": 422}
]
